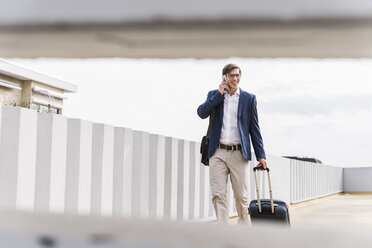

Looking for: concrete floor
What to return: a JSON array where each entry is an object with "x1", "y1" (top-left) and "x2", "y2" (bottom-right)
[
  {"x1": 228, "y1": 193, "x2": 372, "y2": 229},
  {"x1": 1, "y1": 18, "x2": 372, "y2": 58},
  {"x1": 290, "y1": 193, "x2": 372, "y2": 229}
]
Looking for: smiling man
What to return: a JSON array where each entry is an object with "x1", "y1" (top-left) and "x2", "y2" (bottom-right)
[{"x1": 197, "y1": 63, "x2": 267, "y2": 224}]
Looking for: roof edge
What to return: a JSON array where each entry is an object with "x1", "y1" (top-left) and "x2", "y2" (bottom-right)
[{"x1": 0, "y1": 59, "x2": 77, "y2": 93}]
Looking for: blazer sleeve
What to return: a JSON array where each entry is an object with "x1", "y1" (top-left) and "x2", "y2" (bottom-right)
[
  {"x1": 249, "y1": 95, "x2": 266, "y2": 160},
  {"x1": 197, "y1": 90, "x2": 224, "y2": 119}
]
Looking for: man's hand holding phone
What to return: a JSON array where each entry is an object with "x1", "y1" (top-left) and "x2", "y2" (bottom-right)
[{"x1": 219, "y1": 75, "x2": 230, "y2": 95}]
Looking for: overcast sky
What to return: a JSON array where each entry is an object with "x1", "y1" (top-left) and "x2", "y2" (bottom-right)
[{"x1": 8, "y1": 58, "x2": 372, "y2": 167}]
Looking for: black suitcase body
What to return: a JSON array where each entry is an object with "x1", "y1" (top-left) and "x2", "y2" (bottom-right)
[
  {"x1": 249, "y1": 166, "x2": 290, "y2": 225},
  {"x1": 249, "y1": 199, "x2": 290, "y2": 225}
]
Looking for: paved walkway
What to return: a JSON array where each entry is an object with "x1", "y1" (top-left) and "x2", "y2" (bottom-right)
[
  {"x1": 228, "y1": 193, "x2": 372, "y2": 229},
  {"x1": 290, "y1": 193, "x2": 372, "y2": 229}
]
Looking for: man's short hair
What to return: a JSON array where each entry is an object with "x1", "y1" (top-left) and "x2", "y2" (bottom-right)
[{"x1": 222, "y1": 64, "x2": 241, "y2": 76}]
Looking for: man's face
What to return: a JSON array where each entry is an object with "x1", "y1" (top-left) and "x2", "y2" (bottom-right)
[{"x1": 226, "y1": 68, "x2": 241, "y2": 92}]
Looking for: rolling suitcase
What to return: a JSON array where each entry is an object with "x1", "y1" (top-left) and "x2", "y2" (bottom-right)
[{"x1": 248, "y1": 166, "x2": 290, "y2": 225}]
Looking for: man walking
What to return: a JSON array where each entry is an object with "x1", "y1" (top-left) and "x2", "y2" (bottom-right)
[{"x1": 197, "y1": 64, "x2": 267, "y2": 224}]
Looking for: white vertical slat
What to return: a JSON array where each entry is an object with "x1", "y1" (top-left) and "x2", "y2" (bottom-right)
[
  {"x1": 177, "y1": 139, "x2": 185, "y2": 221},
  {"x1": 199, "y1": 162, "x2": 206, "y2": 218},
  {"x1": 65, "y1": 119, "x2": 81, "y2": 214},
  {"x1": 132, "y1": 130, "x2": 150, "y2": 218},
  {"x1": 0, "y1": 105, "x2": 2, "y2": 139},
  {"x1": 183, "y1": 140, "x2": 190, "y2": 221},
  {"x1": 101, "y1": 125, "x2": 114, "y2": 216},
  {"x1": 34, "y1": 112, "x2": 53, "y2": 212},
  {"x1": 156, "y1": 135, "x2": 165, "y2": 219},
  {"x1": 296, "y1": 162, "x2": 300, "y2": 202},
  {"x1": 149, "y1": 134, "x2": 159, "y2": 219},
  {"x1": 141, "y1": 132, "x2": 150, "y2": 218},
  {"x1": 113, "y1": 127, "x2": 125, "y2": 217},
  {"x1": 170, "y1": 137, "x2": 178, "y2": 220},
  {"x1": 163, "y1": 136, "x2": 173, "y2": 220},
  {"x1": 16, "y1": 107, "x2": 37, "y2": 211},
  {"x1": 188, "y1": 141, "x2": 196, "y2": 220},
  {"x1": 301, "y1": 162, "x2": 304, "y2": 200},
  {"x1": 77, "y1": 120, "x2": 93, "y2": 215},
  {"x1": 290, "y1": 160, "x2": 293, "y2": 203},
  {"x1": 49, "y1": 114, "x2": 67, "y2": 214},
  {"x1": 65, "y1": 119, "x2": 92, "y2": 215},
  {"x1": 0, "y1": 107, "x2": 20, "y2": 209},
  {"x1": 122, "y1": 128, "x2": 133, "y2": 217},
  {"x1": 193, "y1": 142, "x2": 201, "y2": 220},
  {"x1": 91, "y1": 123, "x2": 104, "y2": 215}
]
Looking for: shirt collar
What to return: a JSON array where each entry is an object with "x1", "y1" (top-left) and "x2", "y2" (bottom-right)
[
  {"x1": 224, "y1": 87, "x2": 240, "y2": 97},
  {"x1": 235, "y1": 87, "x2": 240, "y2": 96}
]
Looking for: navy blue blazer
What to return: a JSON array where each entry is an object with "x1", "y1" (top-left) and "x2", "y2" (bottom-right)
[{"x1": 197, "y1": 88, "x2": 266, "y2": 161}]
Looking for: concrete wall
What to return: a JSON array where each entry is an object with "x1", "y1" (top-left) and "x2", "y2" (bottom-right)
[
  {"x1": 1, "y1": 0, "x2": 372, "y2": 25},
  {"x1": 0, "y1": 105, "x2": 344, "y2": 220},
  {"x1": 344, "y1": 167, "x2": 372, "y2": 192}
]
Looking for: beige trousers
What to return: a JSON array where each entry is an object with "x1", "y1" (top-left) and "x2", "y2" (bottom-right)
[{"x1": 209, "y1": 148, "x2": 249, "y2": 224}]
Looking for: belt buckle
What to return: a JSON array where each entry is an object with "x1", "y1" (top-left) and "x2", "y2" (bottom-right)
[{"x1": 231, "y1": 145, "x2": 235, "y2": 151}]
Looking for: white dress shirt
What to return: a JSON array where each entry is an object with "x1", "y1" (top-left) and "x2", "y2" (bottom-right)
[{"x1": 219, "y1": 88, "x2": 241, "y2": 145}]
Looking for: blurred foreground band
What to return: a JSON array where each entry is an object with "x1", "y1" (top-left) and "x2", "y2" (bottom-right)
[
  {"x1": 0, "y1": 208, "x2": 372, "y2": 248},
  {"x1": 1, "y1": 18, "x2": 372, "y2": 58}
]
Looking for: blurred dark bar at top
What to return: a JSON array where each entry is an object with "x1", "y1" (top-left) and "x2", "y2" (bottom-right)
[{"x1": 1, "y1": 0, "x2": 372, "y2": 58}]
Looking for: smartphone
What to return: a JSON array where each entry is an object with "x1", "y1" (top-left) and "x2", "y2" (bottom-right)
[{"x1": 222, "y1": 75, "x2": 229, "y2": 94}]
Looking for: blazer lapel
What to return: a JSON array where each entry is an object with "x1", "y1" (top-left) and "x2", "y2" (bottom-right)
[{"x1": 219, "y1": 101, "x2": 224, "y2": 121}]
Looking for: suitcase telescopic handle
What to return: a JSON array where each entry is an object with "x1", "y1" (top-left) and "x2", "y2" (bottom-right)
[
  {"x1": 253, "y1": 166, "x2": 274, "y2": 214},
  {"x1": 253, "y1": 165, "x2": 270, "y2": 172}
]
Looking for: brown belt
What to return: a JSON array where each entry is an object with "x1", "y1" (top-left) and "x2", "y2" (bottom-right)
[{"x1": 218, "y1": 143, "x2": 242, "y2": 151}]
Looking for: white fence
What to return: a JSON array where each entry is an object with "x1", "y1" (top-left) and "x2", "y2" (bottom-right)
[
  {"x1": 290, "y1": 160, "x2": 343, "y2": 203},
  {"x1": 0, "y1": 106, "x2": 344, "y2": 220}
]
